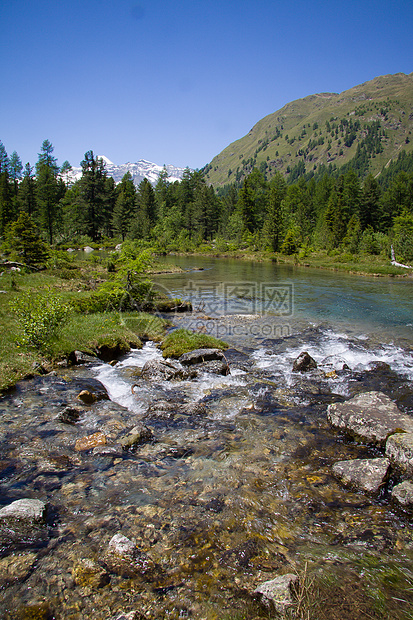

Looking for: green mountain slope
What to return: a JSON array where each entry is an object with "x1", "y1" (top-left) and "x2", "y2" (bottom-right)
[{"x1": 203, "y1": 72, "x2": 413, "y2": 187}]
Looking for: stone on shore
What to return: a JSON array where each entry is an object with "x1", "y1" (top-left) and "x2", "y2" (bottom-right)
[
  {"x1": 254, "y1": 573, "x2": 298, "y2": 613},
  {"x1": 327, "y1": 391, "x2": 413, "y2": 446},
  {"x1": 386, "y1": 432, "x2": 413, "y2": 474},
  {"x1": 332, "y1": 458, "x2": 390, "y2": 493}
]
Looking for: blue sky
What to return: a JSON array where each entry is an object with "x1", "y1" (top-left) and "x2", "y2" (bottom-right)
[{"x1": 1, "y1": 0, "x2": 412, "y2": 171}]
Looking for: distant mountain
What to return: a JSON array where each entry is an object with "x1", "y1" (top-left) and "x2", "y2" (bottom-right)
[
  {"x1": 203, "y1": 72, "x2": 413, "y2": 186},
  {"x1": 67, "y1": 158, "x2": 188, "y2": 187}
]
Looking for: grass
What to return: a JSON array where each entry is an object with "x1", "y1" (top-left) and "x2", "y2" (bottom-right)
[
  {"x1": 160, "y1": 328, "x2": 228, "y2": 358},
  {"x1": 0, "y1": 267, "x2": 169, "y2": 393}
]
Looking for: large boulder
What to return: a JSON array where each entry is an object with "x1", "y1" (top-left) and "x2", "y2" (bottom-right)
[
  {"x1": 332, "y1": 458, "x2": 390, "y2": 494},
  {"x1": 327, "y1": 391, "x2": 413, "y2": 446}
]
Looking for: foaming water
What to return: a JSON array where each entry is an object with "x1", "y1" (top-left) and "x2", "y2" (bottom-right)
[{"x1": 253, "y1": 326, "x2": 413, "y2": 385}]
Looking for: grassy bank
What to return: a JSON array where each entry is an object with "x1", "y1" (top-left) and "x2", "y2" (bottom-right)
[{"x1": 0, "y1": 262, "x2": 168, "y2": 393}]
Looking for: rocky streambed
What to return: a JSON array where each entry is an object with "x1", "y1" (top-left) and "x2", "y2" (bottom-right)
[{"x1": 1, "y1": 328, "x2": 413, "y2": 619}]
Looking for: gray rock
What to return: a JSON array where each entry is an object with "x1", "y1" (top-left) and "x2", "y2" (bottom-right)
[
  {"x1": 254, "y1": 573, "x2": 298, "y2": 613},
  {"x1": 69, "y1": 350, "x2": 97, "y2": 365},
  {"x1": 120, "y1": 424, "x2": 154, "y2": 450},
  {"x1": 392, "y1": 480, "x2": 413, "y2": 506},
  {"x1": 57, "y1": 406, "x2": 83, "y2": 424},
  {"x1": 292, "y1": 351, "x2": 317, "y2": 372},
  {"x1": 191, "y1": 360, "x2": 230, "y2": 376},
  {"x1": 179, "y1": 348, "x2": 226, "y2": 366},
  {"x1": 332, "y1": 458, "x2": 390, "y2": 493},
  {"x1": 0, "y1": 499, "x2": 47, "y2": 523},
  {"x1": 140, "y1": 358, "x2": 189, "y2": 381},
  {"x1": 327, "y1": 391, "x2": 413, "y2": 446},
  {"x1": 386, "y1": 432, "x2": 413, "y2": 474},
  {"x1": 83, "y1": 246, "x2": 94, "y2": 253}
]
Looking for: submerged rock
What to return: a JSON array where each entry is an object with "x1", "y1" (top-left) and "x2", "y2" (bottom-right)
[
  {"x1": 332, "y1": 458, "x2": 390, "y2": 493},
  {"x1": 72, "y1": 557, "x2": 110, "y2": 588},
  {"x1": 254, "y1": 573, "x2": 298, "y2": 613},
  {"x1": 105, "y1": 534, "x2": 158, "y2": 579},
  {"x1": 75, "y1": 431, "x2": 107, "y2": 452},
  {"x1": 142, "y1": 400, "x2": 208, "y2": 422},
  {"x1": 0, "y1": 552, "x2": 37, "y2": 586},
  {"x1": 77, "y1": 388, "x2": 109, "y2": 404},
  {"x1": 327, "y1": 391, "x2": 413, "y2": 446},
  {"x1": 292, "y1": 351, "x2": 317, "y2": 372},
  {"x1": 0, "y1": 499, "x2": 49, "y2": 552}
]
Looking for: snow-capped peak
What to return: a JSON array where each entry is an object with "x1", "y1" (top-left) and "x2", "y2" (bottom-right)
[{"x1": 97, "y1": 155, "x2": 114, "y2": 165}]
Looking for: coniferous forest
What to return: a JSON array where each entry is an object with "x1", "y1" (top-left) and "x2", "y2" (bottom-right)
[{"x1": 1, "y1": 138, "x2": 413, "y2": 266}]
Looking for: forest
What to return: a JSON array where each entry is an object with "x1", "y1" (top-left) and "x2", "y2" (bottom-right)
[{"x1": 0, "y1": 138, "x2": 413, "y2": 266}]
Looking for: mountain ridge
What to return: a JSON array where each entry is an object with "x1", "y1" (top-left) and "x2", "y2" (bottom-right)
[
  {"x1": 67, "y1": 158, "x2": 188, "y2": 187},
  {"x1": 203, "y1": 72, "x2": 413, "y2": 186}
]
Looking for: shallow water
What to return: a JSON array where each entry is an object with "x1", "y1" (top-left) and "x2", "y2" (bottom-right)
[{"x1": 0, "y1": 260, "x2": 413, "y2": 619}]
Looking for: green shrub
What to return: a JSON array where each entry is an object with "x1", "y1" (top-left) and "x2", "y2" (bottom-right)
[{"x1": 9, "y1": 292, "x2": 70, "y2": 351}]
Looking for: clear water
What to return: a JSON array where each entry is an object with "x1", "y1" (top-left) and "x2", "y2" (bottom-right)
[{"x1": 0, "y1": 258, "x2": 413, "y2": 619}]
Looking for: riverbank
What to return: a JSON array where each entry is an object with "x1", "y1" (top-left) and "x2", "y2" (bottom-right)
[{"x1": 167, "y1": 247, "x2": 413, "y2": 277}]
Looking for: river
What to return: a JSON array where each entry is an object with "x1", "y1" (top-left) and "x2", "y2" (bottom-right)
[{"x1": 0, "y1": 257, "x2": 412, "y2": 619}]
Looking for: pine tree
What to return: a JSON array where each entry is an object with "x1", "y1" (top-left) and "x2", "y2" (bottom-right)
[
  {"x1": 112, "y1": 172, "x2": 136, "y2": 240},
  {"x1": 35, "y1": 140, "x2": 60, "y2": 244}
]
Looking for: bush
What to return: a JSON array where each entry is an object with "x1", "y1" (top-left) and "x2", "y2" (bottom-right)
[{"x1": 9, "y1": 292, "x2": 70, "y2": 351}]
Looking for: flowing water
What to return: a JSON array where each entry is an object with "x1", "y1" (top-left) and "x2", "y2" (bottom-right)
[{"x1": 0, "y1": 257, "x2": 413, "y2": 619}]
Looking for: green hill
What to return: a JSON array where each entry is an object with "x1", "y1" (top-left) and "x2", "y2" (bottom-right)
[{"x1": 203, "y1": 72, "x2": 413, "y2": 187}]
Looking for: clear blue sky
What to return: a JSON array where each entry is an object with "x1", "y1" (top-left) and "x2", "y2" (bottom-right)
[{"x1": 1, "y1": 0, "x2": 412, "y2": 171}]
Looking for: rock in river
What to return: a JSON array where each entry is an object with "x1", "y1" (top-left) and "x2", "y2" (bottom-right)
[
  {"x1": 292, "y1": 351, "x2": 317, "y2": 372},
  {"x1": 327, "y1": 391, "x2": 413, "y2": 446},
  {"x1": 254, "y1": 573, "x2": 298, "y2": 614},
  {"x1": 332, "y1": 458, "x2": 390, "y2": 494},
  {"x1": 386, "y1": 432, "x2": 413, "y2": 474}
]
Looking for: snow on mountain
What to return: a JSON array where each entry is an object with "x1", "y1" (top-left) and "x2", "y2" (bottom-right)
[{"x1": 66, "y1": 157, "x2": 188, "y2": 187}]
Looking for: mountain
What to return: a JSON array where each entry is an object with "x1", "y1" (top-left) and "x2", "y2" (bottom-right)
[
  {"x1": 203, "y1": 72, "x2": 413, "y2": 187},
  {"x1": 67, "y1": 158, "x2": 188, "y2": 187}
]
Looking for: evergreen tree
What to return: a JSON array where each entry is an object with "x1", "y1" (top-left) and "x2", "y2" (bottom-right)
[
  {"x1": 19, "y1": 163, "x2": 37, "y2": 217},
  {"x1": 112, "y1": 172, "x2": 136, "y2": 240},
  {"x1": 0, "y1": 140, "x2": 9, "y2": 174},
  {"x1": 78, "y1": 151, "x2": 108, "y2": 241},
  {"x1": 4, "y1": 212, "x2": 49, "y2": 266},
  {"x1": 360, "y1": 174, "x2": 381, "y2": 230},
  {"x1": 132, "y1": 178, "x2": 156, "y2": 239},
  {"x1": 35, "y1": 140, "x2": 60, "y2": 244},
  {"x1": 263, "y1": 172, "x2": 286, "y2": 251}
]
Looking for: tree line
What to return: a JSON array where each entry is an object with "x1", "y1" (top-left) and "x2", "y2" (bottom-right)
[{"x1": 0, "y1": 139, "x2": 412, "y2": 263}]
